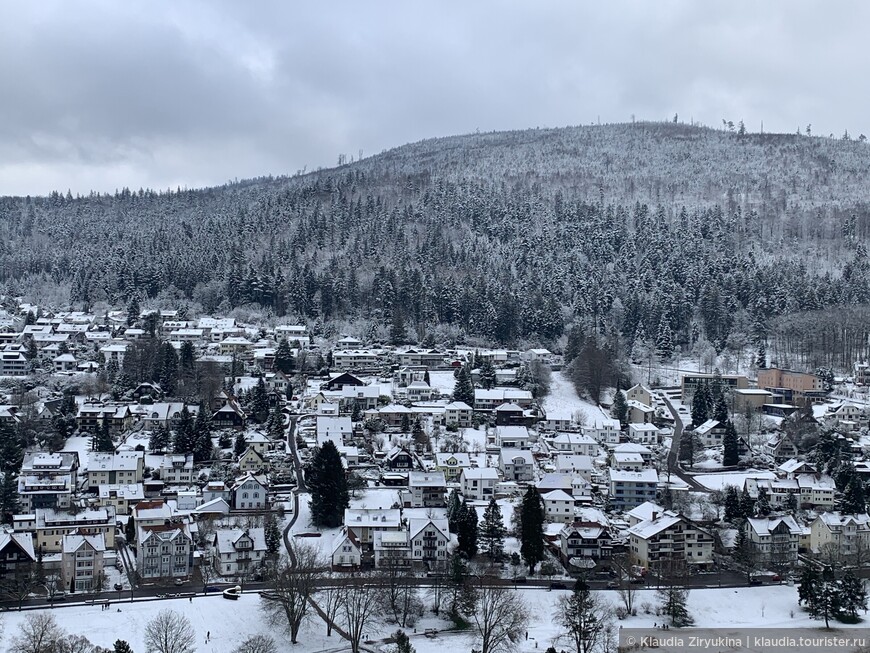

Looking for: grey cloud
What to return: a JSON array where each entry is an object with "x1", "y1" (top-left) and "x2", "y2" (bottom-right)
[{"x1": 0, "y1": 0, "x2": 868, "y2": 195}]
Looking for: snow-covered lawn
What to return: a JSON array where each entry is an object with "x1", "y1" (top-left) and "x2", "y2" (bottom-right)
[
  {"x1": 693, "y1": 469, "x2": 776, "y2": 491},
  {"x1": 427, "y1": 371, "x2": 456, "y2": 396},
  {"x1": 542, "y1": 372, "x2": 608, "y2": 423},
  {"x1": 3, "y1": 584, "x2": 860, "y2": 653}
]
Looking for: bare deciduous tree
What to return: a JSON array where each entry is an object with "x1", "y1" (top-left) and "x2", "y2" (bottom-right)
[
  {"x1": 612, "y1": 555, "x2": 636, "y2": 615},
  {"x1": 11, "y1": 612, "x2": 62, "y2": 653},
  {"x1": 470, "y1": 578, "x2": 529, "y2": 653},
  {"x1": 143, "y1": 609, "x2": 196, "y2": 653},
  {"x1": 231, "y1": 634, "x2": 277, "y2": 653},
  {"x1": 340, "y1": 575, "x2": 382, "y2": 653},
  {"x1": 260, "y1": 545, "x2": 322, "y2": 644},
  {"x1": 316, "y1": 576, "x2": 345, "y2": 637},
  {"x1": 379, "y1": 561, "x2": 422, "y2": 628},
  {"x1": 57, "y1": 634, "x2": 100, "y2": 653}
]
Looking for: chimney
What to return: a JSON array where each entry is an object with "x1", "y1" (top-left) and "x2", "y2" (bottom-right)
[{"x1": 651, "y1": 511, "x2": 659, "y2": 521}]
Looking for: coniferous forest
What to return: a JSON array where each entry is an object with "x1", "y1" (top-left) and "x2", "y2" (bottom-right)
[{"x1": 3, "y1": 121, "x2": 870, "y2": 364}]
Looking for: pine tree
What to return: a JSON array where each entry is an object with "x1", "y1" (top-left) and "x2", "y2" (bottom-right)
[
  {"x1": 266, "y1": 403, "x2": 285, "y2": 439},
  {"x1": 655, "y1": 316, "x2": 674, "y2": 360},
  {"x1": 0, "y1": 472, "x2": 20, "y2": 523},
  {"x1": 690, "y1": 382, "x2": 712, "y2": 427},
  {"x1": 264, "y1": 514, "x2": 282, "y2": 557},
  {"x1": 479, "y1": 360, "x2": 497, "y2": 390},
  {"x1": 457, "y1": 499, "x2": 478, "y2": 559},
  {"x1": 149, "y1": 423, "x2": 171, "y2": 453},
  {"x1": 157, "y1": 342, "x2": 179, "y2": 396},
  {"x1": 657, "y1": 584, "x2": 693, "y2": 627},
  {"x1": 250, "y1": 377, "x2": 269, "y2": 423},
  {"x1": 307, "y1": 441, "x2": 350, "y2": 528},
  {"x1": 233, "y1": 432, "x2": 247, "y2": 458},
  {"x1": 391, "y1": 630, "x2": 415, "y2": 653},
  {"x1": 755, "y1": 487, "x2": 772, "y2": 517},
  {"x1": 274, "y1": 338, "x2": 295, "y2": 374},
  {"x1": 126, "y1": 296, "x2": 140, "y2": 326},
  {"x1": 839, "y1": 474, "x2": 866, "y2": 514},
  {"x1": 193, "y1": 405, "x2": 214, "y2": 463},
  {"x1": 479, "y1": 497, "x2": 507, "y2": 560},
  {"x1": 797, "y1": 564, "x2": 819, "y2": 608},
  {"x1": 755, "y1": 341, "x2": 767, "y2": 369},
  {"x1": 114, "y1": 640, "x2": 134, "y2": 653},
  {"x1": 723, "y1": 485, "x2": 741, "y2": 521},
  {"x1": 125, "y1": 515, "x2": 136, "y2": 543},
  {"x1": 452, "y1": 365, "x2": 475, "y2": 407},
  {"x1": 712, "y1": 392, "x2": 729, "y2": 424},
  {"x1": 519, "y1": 487, "x2": 545, "y2": 574},
  {"x1": 610, "y1": 385, "x2": 628, "y2": 427},
  {"x1": 390, "y1": 309, "x2": 407, "y2": 345},
  {"x1": 446, "y1": 489, "x2": 462, "y2": 532},
  {"x1": 0, "y1": 424, "x2": 23, "y2": 474},
  {"x1": 785, "y1": 491, "x2": 798, "y2": 513},
  {"x1": 173, "y1": 406, "x2": 195, "y2": 454},
  {"x1": 838, "y1": 570, "x2": 867, "y2": 621},
  {"x1": 722, "y1": 420, "x2": 740, "y2": 466},
  {"x1": 93, "y1": 420, "x2": 114, "y2": 453},
  {"x1": 739, "y1": 486, "x2": 755, "y2": 519}
]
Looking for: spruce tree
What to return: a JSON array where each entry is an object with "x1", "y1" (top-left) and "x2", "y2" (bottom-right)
[
  {"x1": 479, "y1": 497, "x2": 507, "y2": 560},
  {"x1": 307, "y1": 441, "x2": 350, "y2": 528},
  {"x1": 839, "y1": 474, "x2": 866, "y2": 514},
  {"x1": 233, "y1": 432, "x2": 247, "y2": 458},
  {"x1": 446, "y1": 489, "x2": 462, "y2": 532},
  {"x1": 264, "y1": 514, "x2": 282, "y2": 557},
  {"x1": 391, "y1": 630, "x2": 415, "y2": 653},
  {"x1": 519, "y1": 487, "x2": 545, "y2": 574},
  {"x1": 739, "y1": 486, "x2": 755, "y2": 519},
  {"x1": 722, "y1": 420, "x2": 740, "y2": 466},
  {"x1": 125, "y1": 515, "x2": 136, "y2": 543},
  {"x1": 452, "y1": 365, "x2": 475, "y2": 407},
  {"x1": 0, "y1": 472, "x2": 20, "y2": 523},
  {"x1": 610, "y1": 385, "x2": 628, "y2": 427},
  {"x1": 193, "y1": 405, "x2": 213, "y2": 463},
  {"x1": 457, "y1": 500, "x2": 478, "y2": 559},
  {"x1": 657, "y1": 584, "x2": 693, "y2": 627},
  {"x1": 797, "y1": 564, "x2": 819, "y2": 608},
  {"x1": 655, "y1": 317, "x2": 674, "y2": 360},
  {"x1": 93, "y1": 420, "x2": 114, "y2": 453},
  {"x1": 723, "y1": 485, "x2": 741, "y2": 521},
  {"x1": 114, "y1": 640, "x2": 134, "y2": 653},
  {"x1": 173, "y1": 406, "x2": 195, "y2": 453},
  {"x1": 250, "y1": 377, "x2": 269, "y2": 423},
  {"x1": 755, "y1": 487, "x2": 772, "y2": 516},
  {"x1": 690, "y1": 382, "x2": 711, "y2": 427},
  {"x1": 149, "y1": 423, "x2": 171, "y2": 453},
  {"x1": 274, "y1": 338, "x2": 295, "y2": 374},
  {"x1": 479, "y1": 360, "x2": 497, "y2": 390},
  {"x1": 0, "y1": 424, "x2": 23, "y2": 474},
  {"x1": 839, "y1": 570, "x2": 867, "y2": 620},
  {"x1": 712, "y1": 392, "x2": 729, "y2": 425}
]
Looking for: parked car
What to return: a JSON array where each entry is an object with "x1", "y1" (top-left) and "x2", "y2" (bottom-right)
[
  {"x1": 113, "y1": 583, "x2": 123, "y2": 591},
  {"x1": 549, "y1": 582, "x2": 568, "y2": 590}
]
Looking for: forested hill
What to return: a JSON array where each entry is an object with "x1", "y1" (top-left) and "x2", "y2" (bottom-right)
[{"x1": 2, "y1": 121, "x2": 870, "y2": 364}]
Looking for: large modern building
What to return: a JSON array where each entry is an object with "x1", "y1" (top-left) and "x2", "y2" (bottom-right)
[{"x1": 757, "y1": 368, "x2": 826, "y2": 405}]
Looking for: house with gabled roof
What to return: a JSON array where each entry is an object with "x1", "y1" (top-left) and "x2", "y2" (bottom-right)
[
  {"x1": 559, "y1": 509, "x2": 613, "y2": 569},
  {"x1": 550, "y1": 433, "x2": 597, "y2": 456},
  {"x1": 238, "y1": 447, "x2": 269, "y2": 475},
  {"x1": 461, "y1": 467, "x2": 499, "y2": 501},
  {"x1": 408, "y1": 517, "x2": 449, "y2": 569},
  {"x1": 745, "y1": 515, "x2": 801, "y2": 566},
  {"x1": 628, "y1": 510, "x2": 714, "y2": 571},
  {"x1": 331, "y1": 527, "x2": 361, "y2": 570},
  {"x1": 137, "y1": 523, "x2": 194, "y2": 580},
  {"x1": 212, "y1": 527, "x2": 267, "y2": 577},
  {"x1": 61, "y1": 532, "x2": 106, "y2": 593},
  {"x1": 434, "y1": 452, "x2": 471, "y2": 482},
  {"x1": 444, "y1": 401, "x2": 473, "y2": 428},
  {"x1": 231, "y1": 473, "x2": 269, "y2": 511},
  {"x1": 344, "y1": 508, "x2": 402, "y2": 548},
  {"x1": 0, "y1": 532, "x2": 35, "y2": 584}
]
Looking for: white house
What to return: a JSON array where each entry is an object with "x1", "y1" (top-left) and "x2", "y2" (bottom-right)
[
  {"x1": 587, "y1": 418, "x2": 621, "y2": 444},
  {"x1": 409, "y1": 518, "x2": 450, "y2": 569},
  {"x1": 231, "y1": 473, "x2": 269, "y2": 510},
  {"x1": 461, "y1": 467, "x2": 499, "y2": 501},
  {"x1": 498, "y1": 449, "x2": 534, "y2": 483},
  {"x1": 331, "y1": 528, "x2": 361, "y2": 569},
  {"x1": 212, "y1": 527, "x2": 267, "y2": 577},
  {"x1": 550, "y1": 433, "x2": 597, "y2": 456}
]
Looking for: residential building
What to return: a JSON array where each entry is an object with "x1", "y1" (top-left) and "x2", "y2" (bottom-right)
[
  {"x1": 61, "y1": 532, "x2": 106, "y2": 593},
  {"x1": 745, "y1": 515, "x2": 801, "y2": 568},
  {"x1": 0, "y1": 533, "x2": 36, "y2": 584},
  {"x1": 444, "y1": 402, "x2": 473, "y2": 428},
  {"x1": 628, "y1": 511, "x2": 715, "y2": 572},
  {"x1": 681, "y1": 374, "x2": 749, "y2": 399},
  {"x1": 553, "y1": 454, "x2": 595, "y2": 481},
  {"x1": 341, "y1": 384, "x2": 380, "y2": 411},
  {"x1": 693, "y1": 419, "x2": 725, "y2": 447},
  {"x1": 434, "y1": 452, "x2": 471, "y2": 483},
  {"x1": 385, "y1": 446, "x2": 414, "y2": 471},
  {"x1": 409, "y1": 518, "x2": 449, "y2": 569},
  {"x1": 137, "y1": 523, "x2": 194, "y2": 580},
  {"x1": 498, "y1": 449, "x2": 534, "y2": 483},
  {"x1": 460, "y1": 467, "x2": 499, "y2": 501},
  {"x1": 473, "y1": 388, "x2": 533, "y2": 411},
  {"x1": 542, "y1": 490, "x2": 578, "y2": 523},
  {"x1": 212, "y1": 528, "x2": 267, "y2": 577},
  {"x1": 97, "y1": 484, "x2": 144, "y2": 515},
  {"x1": 18, "y1": 451, "x2": 79, "y2": 513},
  {"x1": 810, "y1": 512, "x2": 870, "y2": 558},
  {"x1": 628, "y1": 423, "x2": 662, "y2": 445},
  {"x1": 757, "y1": 368, "x2": 825, "y2": 404},
  {"x1": 15, "y1": 507, "x2": 116, "y2": 553},
  {"x1": 608, "y1": 469, "x2": 659, "y2": 511},
  {"x1": 494, "y1": 425, "x2": 530, "y2": 449},
  {"x1": 626, "y1": 384, "x2": 653, "y2": 407},
  {"x1": 587, "y1": 418, "x2": 621, "y2": 445},
  {"x1": 331, "y1": 528, "x2": 362, "y2": 569},
  {"x1": 238, "y1": 447, "x2": 269, "y2": 474},
  {"x1": 159, "y1": 454, "x2": 195, "y2": 486},
  {"x1": 405, "y1": 471, "x2": 447, "y2": 508},
  {"x1": 374, "y1": 530, "x2": 411, "y2": 569},
  {"x1": 316, "y1": 416, "x2": 353, "y2": 447},
  {"x1": 344, "y1": 509, "x2": 402, "y2": 548},
  {"x1": 559, "y1": 509, "x2": 613, "y2": 569},
  {"x1": 611, "y1": 452, "x2": 644, "y2": 471},
  {"x1": 86, "y1": 451, "x2": 144, "y2": 490},
  {"x1": 550, "y1": 433, "x2": 598, "y2": 456},
  {"x1": 231, "y1": 473, "x2": 269, "y2": 510}
]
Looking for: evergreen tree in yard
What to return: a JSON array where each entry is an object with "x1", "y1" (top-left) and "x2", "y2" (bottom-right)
[
  {"x1": 307, "y1": 441, "x2": 350, "y2": 528},
  {"x1": 446, "y1": 489, "x2": 462, "y2": 532},
  {"x1": 610, "y1": 385, "x2": 628, "y2": 427},
  {"x1": 712, "y1": 392, "x2": 729, "y2": 425},
  {"x1": 519, "y1": 486, "x2": 545, "y2": 574},
  {"x1": 739, "y1": 485, "x2": 755, "y2": 519},
  {"x1": 785, "y1": 491, "x2": 798, "y2": 513},
  {"x1": 657, "y1": 584, "x2": 693, "y2": 627},
  {"x1": 0, "y1": 472, "x2": 19, "y2": 523},
  {"x1": 233, "y1": 432, "x2": 247, "y2": 458},
  {"x1": 722, "y1": 421, "x2": 740, "y2": 466},
  {"x1": 452, "y1": 365, "x2": 475, "y2": 407},
  {"x1": 722, "y1": 487, "x2": 742, "y2": 522},
  {"x1": 267, "y1": 403, "x2": 285, "y2": 439},
  {"x1": 114, "y1": 640, "x2": 134, "y2": 653},
  {"x1": 479, "y1": 497, "x2": 507, "y2": 560},
  {"x1": 457, "y1": 499, "x2": 478, "y2": 559},
  {"x1": 655, "y1": 316, "x2": 674, "y2": 360},
  {"x1": 690, "y1": 382, "x2": 711, "y2": 428},
  {"x1": 797, "y1": 564, "x2": 819, "y2": 609},
  {"x1": 192, "y1": 404, "x2": 213, "y2": 463},
  {"x1": 273, "y1": 338, "x2": 295, "y2": 374},
  {"x1": 158, "y1": 342, "x2": 179, "y2": 396},
  {"x1": 478, "y1": 360, "x2": 497, "y2": 390},
  {"x1": 264, "y1": 514, "x2": 282, "y2": 557},
  {"x1": 839, "y1": 570, "x2": 867, "y2": 621},
  {"x1": 172, "y1": 406, "x2": 195, "y2": 454},
  {"x1": 126, "y1": 296, "x2": 139, "y2": 326},
  {"x1": 125, "y1": 515, "x2": 136, "y2": 543},
  {"x1": 839, "y1": 474, "x2": 867, "y2": 514},
  {"x1": 0, "y1": 423, "x2": 23, "y2": 474},
  {"x1": 755, "y1": 487, "x2": 772, "y2": 517},
  {"x1": 149, "y1": 423, "x2": 171, "y2": 453},
  {"x1": 93, "y1": 420, "x2": 114, "y2": 452},
  {"x1": 390, "y1": 309, "x2": 407, "y2": 345},
  {"x1": 391, "y1": 630, "x2": 415, "y2": 653},
  {"x1": 250, "y1": 377, "x2": 269, "y2": 423}
]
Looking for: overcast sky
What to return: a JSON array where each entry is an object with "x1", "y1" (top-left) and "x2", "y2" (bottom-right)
[{"x1": 0, "y1": 0, "x2": 864, "y2": 196}]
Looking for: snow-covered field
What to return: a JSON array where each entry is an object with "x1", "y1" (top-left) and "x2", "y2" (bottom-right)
[
  {"x1": 542, "y1": 371, "x2": 609, "y2": 423},
  {"x1": 6, "y1": 584, "x2": 859, "y2": 653}
]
